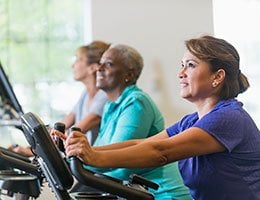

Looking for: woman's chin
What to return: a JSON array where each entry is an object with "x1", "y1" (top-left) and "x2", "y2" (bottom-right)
[{"x1": 180, "y1": 93, "x2": 192, "y2": 100}]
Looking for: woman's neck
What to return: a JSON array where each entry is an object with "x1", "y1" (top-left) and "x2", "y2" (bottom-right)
[
  {"x1": 195, "y1": 97, "x2": 219, "y2": 119},
  {"x1": 86, "y1": 84, "x2": 99, "y2": 98},
  {"x1": 105, "y1": 86, "x2": 127, "y2": 102},
  {"x1": 83, "y1": 77, "x2": 99, "y2": 98}
]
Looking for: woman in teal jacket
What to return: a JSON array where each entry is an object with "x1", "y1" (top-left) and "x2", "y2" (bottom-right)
[{"x1": 59, "y1": 44, "x2": 191, "y2": 199}]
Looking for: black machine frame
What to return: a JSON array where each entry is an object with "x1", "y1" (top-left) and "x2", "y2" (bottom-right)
[
  {"x1": 20, "y1": 112, "x2": 156, "y2": 200},
  {"x1": 0, "y1": 62, "x2": 23, "y2": 118}
]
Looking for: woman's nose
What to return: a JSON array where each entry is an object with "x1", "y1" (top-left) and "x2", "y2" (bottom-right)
[
  {"x1": 178, "y1": 67, "x2": 187, "y2": 79},
  {"x1": 71, "y1": 62, "x2": 75, "y2": 68},
  {"x1": 96, "y1": 63, "x2": 104, "y2": 71}
]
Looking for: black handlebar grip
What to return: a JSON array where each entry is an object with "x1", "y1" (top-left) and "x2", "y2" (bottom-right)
[
  {"x1": 69, "y1": 126, "x2": 81, "y2": 133},
  {"x1": 68, "y1": 127, "x2": 82, "y2": 160},
  {"x1": 54, "y1": 122, "x2": 65, "y2": 152},
  {"x1": 129, "y1": 174, "x2": 159, "y2": 190}
]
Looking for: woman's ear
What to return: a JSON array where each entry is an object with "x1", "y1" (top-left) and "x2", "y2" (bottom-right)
[
  {"x1": 216, "y1": 69, "x2": 225, "y2": 83},
  {"x1": 213, "y1": 69, "x2": 226, "y2": 86},
  {"x1": 125, "y1": 69, "x2": 135, "y2": 84}
]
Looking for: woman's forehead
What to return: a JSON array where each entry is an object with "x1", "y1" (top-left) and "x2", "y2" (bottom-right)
[
  {"x1": 102, "y1": 48, "x2": 120, "y2": 61},
  {"x1": 182, "y1": 50, "x2": 199, "y2": 62},
  {"x1": 76, "y1": 48, "x2": 87, "y2": 55}
]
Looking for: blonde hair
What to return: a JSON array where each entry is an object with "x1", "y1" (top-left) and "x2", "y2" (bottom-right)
[{"x1": 78, "y1": 41, "x2": 110, "y2": 64}]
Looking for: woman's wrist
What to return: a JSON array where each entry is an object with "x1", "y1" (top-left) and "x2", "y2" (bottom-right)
[{"x1": 88, "y1": 149, "x2": 106, "y2": 168}]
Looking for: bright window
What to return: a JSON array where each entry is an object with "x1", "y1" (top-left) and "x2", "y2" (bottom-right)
[
  {"x1": 213, "y1": 0, "x2": 260, "y2": 128},
  {"x1": 0, "y1": 0, "x2": 87, "y2": 124}
]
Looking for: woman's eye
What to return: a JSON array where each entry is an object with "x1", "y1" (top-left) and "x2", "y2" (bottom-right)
[
  {"x1": 187, "y1": 62, "x2": 195, "y2": 68},
  {"x1": 105, "y1": 62, "x2": 112, "y2": 67},
  {"x1": 100, "y1": 61, "x2": 112, "y2": 68},
  {"x1": 75, "y1": 57, "x2": 85, "y2": 63}
]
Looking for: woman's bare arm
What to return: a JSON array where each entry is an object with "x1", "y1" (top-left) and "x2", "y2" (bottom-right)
[
  {"x1": 62, "y1": 111, "x2": 101, "y2": 133},
  {"x1": 87, "y1": 127, "x2": 225, "y2": 168},
  {"x1": 62, "y1": 112, "x2": 75, "y2": 129},
  {"x1": 93, "y1": 131, "x2": 169, "y2": 151},
  {"x1": 74, "y1": 113, "x2": 101, "y2": 133}
]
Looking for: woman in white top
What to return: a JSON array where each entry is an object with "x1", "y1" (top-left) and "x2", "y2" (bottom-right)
[
  {"x1": 62, "y1": 41, "x2": 110, "y2": 144},
  {"x1": 9, "y1": 41, "x2": 110, "y2": 156}
]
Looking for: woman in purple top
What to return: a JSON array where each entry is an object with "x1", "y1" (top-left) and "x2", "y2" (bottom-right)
[{"x1": 64, "y1": 35, "x2": 260, "y2": 200}]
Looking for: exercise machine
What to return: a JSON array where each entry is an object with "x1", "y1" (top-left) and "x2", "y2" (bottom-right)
[{"x1": 20, "y1": 112, "x2": 158, "y2": 199}]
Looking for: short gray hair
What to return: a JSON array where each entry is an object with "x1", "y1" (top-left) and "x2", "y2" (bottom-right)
[{"x1": 110, "y1": 44, "x2": 144, "y2": 83}]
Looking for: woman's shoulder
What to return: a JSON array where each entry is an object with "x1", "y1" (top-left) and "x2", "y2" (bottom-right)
[
  {"x1": 212, "y1": 99, "x2": 243, "y2": 112},
  {"x1": 124, "y1": 86, "x2": 154, "y2": 102},
  {"x1": 208, "y1": 99, "x2": 247, "y2": 122},
  {"x1": 118, "y1": 86, "x2": 163, "y2": 118}
]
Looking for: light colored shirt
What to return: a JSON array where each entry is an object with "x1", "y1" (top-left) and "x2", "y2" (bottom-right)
[{"x1": 72, "y1": 89, "x2": 107, "y2": 145}]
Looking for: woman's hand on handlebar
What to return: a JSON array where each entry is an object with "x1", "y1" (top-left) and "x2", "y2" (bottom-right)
[
  {"x1": 65, "y1": 130, "x2": 93, "y2": 164},
  {"x1": 50, "y1": 128, "x2": 67, "y2": 142}
]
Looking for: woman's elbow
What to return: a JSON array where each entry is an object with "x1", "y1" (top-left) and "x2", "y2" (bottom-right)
[{"x1": 150, "y1": 142, "x2": 169, "y2": 166}]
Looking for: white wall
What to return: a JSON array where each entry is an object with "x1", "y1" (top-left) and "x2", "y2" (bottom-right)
[{"x1": 90, "y1": 0, "x2": 214, "y2": 126}]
